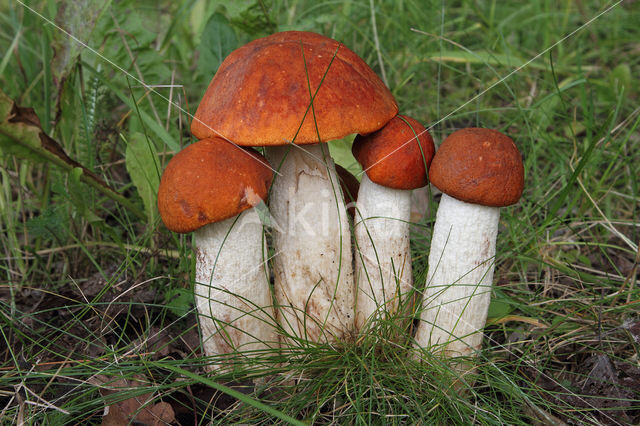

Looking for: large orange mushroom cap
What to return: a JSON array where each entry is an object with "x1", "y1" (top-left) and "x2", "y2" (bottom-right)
[
  {"x1": 429, "y1": 128, "x2": 524, "y2": 207},
  {"x1": 352, "y1": 115, "x2": 435, "y2": 190},
  {"x1": 191, "y1": 31, "x2": 398, "y2": 145},
  {"x1": 157, "y1": 138, "x2": 273, "y2": 233}
]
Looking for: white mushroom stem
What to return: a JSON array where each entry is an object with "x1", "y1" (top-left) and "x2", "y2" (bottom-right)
[
  {"x1": 414, "y1": 193, "x2": 499, "y2": 359},
  {"x1": 354, "y1": 174, "x2": 413, "y2": 331},
  {"x1": 265, "y1": 143, "x2": 354, "y2": 344},
  {"x1": 194, "y1": 208, "x2": 277, "y2": 370}
]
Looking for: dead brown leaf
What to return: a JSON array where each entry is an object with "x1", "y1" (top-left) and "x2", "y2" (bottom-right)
[{"x1": 91, "y1": 375, "x2": 175, "y2": 426}]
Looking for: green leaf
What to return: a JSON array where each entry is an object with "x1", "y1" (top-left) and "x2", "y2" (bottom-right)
[
  {"x1": 328, "y1": 136, "x2": 361, "y2": 177},
  {"x1": 223, "y1": 0, "x2": 275, "y2": 35},
  {"x1": 164, "y1": 287, "x2": 193, "y2": 318},
  {"x1": 487, "y1": 297, "x2": 514, "y2": 319},
  {"x1": 487, "y1": 289, "x2": 516, "y2": 319},
  {"x1": 125, "y1": 132, "x2": 161, "y2": 225},
  {"x1": 198, "y1": 13, "x2": 238, "y2": 77}
]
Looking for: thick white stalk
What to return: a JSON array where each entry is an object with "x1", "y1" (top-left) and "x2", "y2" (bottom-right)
[
  {"x1": 354, "y1": 174, "x2": 412, "y2": 331},
  {"x1": 265, "y1": 144, "x2": 354, "y2": 343},
  {"x1": 415, "y1": 194, "x2": 499, "y2": 358},
  {"x1": 194, "y1": 209, "x2": 277, "y2": 370}
]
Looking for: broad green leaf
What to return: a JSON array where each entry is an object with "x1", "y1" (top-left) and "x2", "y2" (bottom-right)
[
  {"x1": 222, "y1": 0, "x2": 264, "y2": 18},
  {"x1": 487, "y1": 289, "x2": 516, "y2": 320},
  {"x1": 487, "y1": 297, "x2": 514, "y2": 319},
  {"x1": 164, "y1": 287, "x2": 193, "y2": 318},
  {"x1": 190, "y1": 0, "x2": 274, "y2": 37},
  {"x1": 125, "y1": 132, "x2": 161, "y2": 225},
  {"x1": 223, "y1": 0, "x2": 275, "y2": 35},
  {"x1": 198, "y1": 13, "x2": 238, "y2": 77},
  {"x1": 328, "y1": 136, "x2": 361, "y2": 177}
]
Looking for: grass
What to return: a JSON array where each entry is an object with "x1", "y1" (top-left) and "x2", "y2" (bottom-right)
[{"x1": 1, "y1": 0, "x2": 639, "y2": 423}]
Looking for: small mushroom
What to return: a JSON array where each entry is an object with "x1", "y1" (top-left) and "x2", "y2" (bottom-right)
[
  {"x1": 352, "y1": 115, "x2": 435, "y2": 332},
  {"x1": 157, "y1": 138, "x2": 277, "y2": 370},
  {"x1": 414, "y1": 128, "x2": 524, "y2": 366}
]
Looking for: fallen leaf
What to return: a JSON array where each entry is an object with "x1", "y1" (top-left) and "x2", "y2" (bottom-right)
[
  {"x1": 92, "y1": 375, "x2": 175, "y2": 426},
  {"x1": 0, "y1": 88, "x2": 145, "y2": 220}
]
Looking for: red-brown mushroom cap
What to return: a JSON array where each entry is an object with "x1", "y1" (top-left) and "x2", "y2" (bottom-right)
[
  {"x1": 429, "y1": 128, "x2": 524, "y2": 207},
  {"x1": 352, "y1": 115, "x2": 435, "y2": 190},
  {"x1": 157, "y1": 138, "x2": 273, "y2": 233},
  {"x1": 191, "y1": 31, "x2": 398, "y2": 146}
]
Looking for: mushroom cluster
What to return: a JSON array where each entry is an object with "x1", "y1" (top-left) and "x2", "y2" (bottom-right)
[
  {"x1": 157, "y1": 31, "x2": 524, "y2": 382},
  {"x1": 189, "y1": 31, "x2": 398, "y2": 344}
]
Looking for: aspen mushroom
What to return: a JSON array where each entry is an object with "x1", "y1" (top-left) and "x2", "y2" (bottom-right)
[
  {"x1": 191, "y1": 31, "x2": 398, "y2": 344},
  {"x1": 157, "y1": 138, "x2": 277, "y2": 370},
  {"x1": 351, "y1": 115, "x2": 435, "y2": 332},
  {"x1": 414, "y1": 128, "x2": 524, "y2": 366}
]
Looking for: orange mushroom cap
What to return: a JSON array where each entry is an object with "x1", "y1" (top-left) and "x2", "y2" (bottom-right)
[
  {"x1": 352, "y1": 115, "x2": 435, "y2": 190},
  {"x1": 157, "y1": 138, "x2": 273, "y2": 233},
  {"x1": 429, "y1": 128, "x2": 524, "y2": 207},
  {"x1": 191, "y1": 31, "x2": 398, "y2": 146}
]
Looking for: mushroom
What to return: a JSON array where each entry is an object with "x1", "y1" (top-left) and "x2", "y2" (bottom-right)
[
  {"x1": 157, "y1": 138, "x2": 277, "y2": 369},
  {"x1": 191, "y1": 31, "x2": 398, "y2": 344},
  {"x1": 351, "y1": 115, "x2": 435, "y2": 332},
  {"x1": 414, "y1": 128, "x2": 524, "y2": 366}
]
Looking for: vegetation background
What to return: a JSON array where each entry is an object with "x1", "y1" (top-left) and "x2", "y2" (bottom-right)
[{"x1": 1, "y1": 0, "x2": 638, "y2": 424}]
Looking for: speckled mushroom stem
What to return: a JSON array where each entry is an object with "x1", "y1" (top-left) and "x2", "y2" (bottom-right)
[
  {"x1": 194, "y1": 208, "x2": 278, "y2": 370},
  {"x1": 354, "y1": 174, "x2": 413, "y2": 331},
  {"x1": 350, "y1": 115, "x2": 435, "y2": 334},
  {"x1": 414, "y1": 193, "x2": 499, "y2": 359},
  {"x1": 265, "y1": 143, "x2": 355, "y2": 344}
]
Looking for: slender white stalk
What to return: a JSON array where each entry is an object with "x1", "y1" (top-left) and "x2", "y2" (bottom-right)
[
  {"x1": 415, "y1": 194, "x2": 499, "y2": 358},
  {"x1": 354, "y1": 174, "x2": 413, "y2": 331},
  {"x1": 194, "y1": 209, "x2": 277, "y2": 370},
  {"x1": 265, "y1": 144, "x2": 355, "y2": 344}
]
